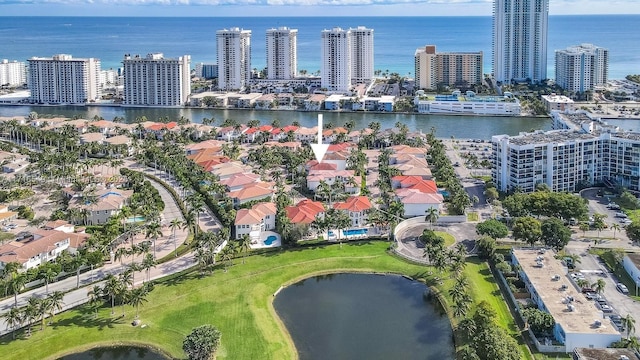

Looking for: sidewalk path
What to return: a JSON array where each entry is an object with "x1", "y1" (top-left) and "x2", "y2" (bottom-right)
[{"x1": 0, "y1": 166, "x2": 223, "y2": 337}]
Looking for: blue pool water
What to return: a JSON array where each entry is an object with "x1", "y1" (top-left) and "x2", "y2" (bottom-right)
[
  {"x1": 126, "y1": 216, "x2": 145, "y2": 224},
  {"x1": 438, "y1": 190, "x2": 450, "y2": 198},
  {"x1": 328, "y1": 231, "x2": 335, "y2": 237},
  {"x1": 264, "y1": 235, "x2": 278, "y2": 246},
  {"x1": 343, "y1": 229, "x2": 367, "y2": 236}
]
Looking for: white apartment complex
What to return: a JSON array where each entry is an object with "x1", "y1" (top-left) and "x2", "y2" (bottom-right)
[
  {"x1": 28, "y1": 54, "x2": 100, "y2": 104},
  {"x1": 414, "y1": 45, "x2": 483, "y2": 90},
  {"x1": 555, "y1": 44, "x2": 608, "y2": 93},
  {"x1": 493, "y1": 0, "x2": 549, "y2": 83},
  {"x1": 321, "y1": 26, "x2": 374, "y2": 92},
  {"x1": 349, "y1": 26, "x2": 374, "y2": 86},
  {"x1": 492, "y1": 111, "x2": 640, "y2": 193},
  {"x1": 217, "y1": 28, "x2": 252, "y2": 91},
  {"x1": 0, "y1": 59, "x2": 26, "y2": 87},
  {"x1": 266, "y1": 27, "x2": 297, "y2": 80},
  {"x1": 122, "y1": 53, "x2": 191, "y2": 107}
]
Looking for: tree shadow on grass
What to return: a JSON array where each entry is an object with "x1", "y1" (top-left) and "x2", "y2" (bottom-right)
[{"x1": 51, "y1": 305, "x2": 125, "y2": 331}]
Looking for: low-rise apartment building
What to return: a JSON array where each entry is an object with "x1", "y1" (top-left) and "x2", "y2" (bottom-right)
[{"x1": 512, "y1": 248, "x2": 621, "y2": 352}]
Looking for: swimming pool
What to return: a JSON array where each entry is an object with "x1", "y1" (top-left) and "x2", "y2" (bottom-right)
[
  {"x1": 264, "y1": 235, "x2": 278, "y2": 246},
  {"x1": 126, "y1": 216, "x2": 145, "y2": 224},
  {"x1": 343, "y1": 229, "x2": 367, "y2": 236}
]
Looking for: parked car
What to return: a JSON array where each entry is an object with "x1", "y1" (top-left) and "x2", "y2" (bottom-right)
[
  {"x1": 616, "y1": 283, "x2": 629, "y2": 294},
  {"x1": 607, "y1": 203, "x2": 621, "y2": 210},
  {"x1": 615, "y1": 212, "x2": 628, "y2": 218},
  {"x1": 598, "y1": 303, "x2": 613, "y2": 313}
]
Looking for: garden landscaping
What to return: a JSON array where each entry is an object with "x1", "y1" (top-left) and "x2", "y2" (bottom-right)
[{"x1": 1, "y1": 241, "x2": 545, "y2": 360}]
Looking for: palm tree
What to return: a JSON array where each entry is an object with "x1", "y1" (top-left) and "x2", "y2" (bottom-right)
[
  {"x1": 2, "y1": 306, "x2": 23, "y2": 339},
  {"x1": 103, "y1": 274, "x2": 122, "y2": 315},
  {"x1": 87, "y1": 285, "x2": 103, "y2": 318},
  {"x1": 9, "y1": 272, "x2": 27, "y2": 307},
  {"x1": 128, "y1": 284, "x2": 150, "y2": 319},
  {"x1": 611, "y1": 223, "x2": 621, "y2": 239},
  {"x1": 127, "y1": 262, "x2": 143, "y2": 286},
  {"x1": 39, "y1": 265, "x2": 59, "y2": 295},
  {"x1": 145, "y1": 221, "x2": 163, "y2": 259},
  {"x1": 579, "y1": 222, "x2": 590, "y2": 237},
  {"x1": 238, "y1": 234, "x2": 252, "y2": 264},
  {"x1": 622, "y1": 314, "x2": 636, "y2": 340},
  {"x1": 46, "y1": 291, "x2": 65, "y2": 325},
  {"x1": 425, "y1": 207, "x2": 439, "y2": 229},
  {"x1": 593, "y1": 278, "x2": 606, "y2": 294},
  {"x1": 114, "y1": 247, "x2": 129, "y2": 270},
  {"x1": 141, "y1": 253, "x2": 156, "y2": 283},
  {"x1": 70, "y1": 255, "x2": 86, "y2": 289},
  {"x1": 24, "y1": 297, "x2": 40, "y2": 336},
  {"x1": 169, "y1": 218, "x2": 183, "y2": 257}
]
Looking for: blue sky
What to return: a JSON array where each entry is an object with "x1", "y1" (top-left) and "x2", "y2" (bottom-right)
[{"x1": 0, "y1": 0, "x2": 639, "y2": 16}]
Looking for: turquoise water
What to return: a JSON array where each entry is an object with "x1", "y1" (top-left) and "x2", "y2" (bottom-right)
[
  {"x1": 343, "y1": 228, "x2": 367, "y2": 236},
  {"x1": 264, "y1": 235, "x2": 278, "y2": 245},
  {"x1": 126, "y1": 216, "x2": 145, "y2": 224}
]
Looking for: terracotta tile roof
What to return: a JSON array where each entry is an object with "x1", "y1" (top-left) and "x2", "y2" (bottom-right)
[
  {"x1": 44, "y1": 220, "x2": 71, "y2": 229},
  {"x1": 281, "y1": 125, "x2": 299, "y2": 133},
  {"x1": 0, "y1": 230, "x2": 89, "y2": 266},
  {"x1": 185, "y1": 140, "x2": 225, "y2": 152},
  {"x1": 234, "y1": 202, "x2": 277, "y2": 225},
  {"x1": 220, "y1": 173, "x2": 260, "y2": 188},
  {"x1": 228, "y1": 183, "x2": 273, "y2": 201},
  {"x1": 105, "y1": 135, "x2": 130, "y2": 145},
  {"x1": 92, "y1": 120, "x2": 115, "y2": 128},
  {"x1": 310, "y1": 163, "x2": 338, "y2": 171},
  {"x1": 333, "y1": 196, "x2": 372, "y2": 212},
  {"x1": 297, "y1": 126, "x2": 317, "y2": 135},
  {"x1": 408, "y1": 180, "x2": 438, "y2": 194},
  {"x1": 396, "y1": 191, "x2": 444, "y2": 204},
  {"x1": 307, "y1": 169, "x2": 356, "y2": 182},
  {"x1": 391, "y1": 144, "x2": 427, "y2": 155},
  {"x1": 68, "y1": 188, "x2": 133, "y2": 212},
  {"x1": 285, "y1": 199, "x2": 325, "y2": 224},
  {"x1": 324, "y1": 151, "x2": 348, "y2": 161},
  {"x1": 80, "y1": 133, "x2": 104, "y2": 143}
]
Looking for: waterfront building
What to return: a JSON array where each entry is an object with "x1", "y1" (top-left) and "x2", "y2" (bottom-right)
[
  {"x1": 99, "y1": 68, "x2": 119, "y2": 88},
  {"x1": 492, "y1": 110, "x2": 640, "y2": 193},
  {"x1": 195, "y1": 63, "x2": 218, "y2": 79},
  {"x1": 266, "y1": 27, "x2": 297, "y2": 80},
  {"x1": 28, "y1": 54, "x2": 100, "y2": 104},
  {"x1": 321, "y1": 27, "x2": 352, "y2": 92},
  {"x1": 541, "y1": 94, "x2": 574, "y2": 112},
  {"x1": 415, "y1": 90, "x2": 520, "y2": 115},
  {"x1": 414, "y1": 45, "x2": 483, "y2": 90},
  {"x1": 122, "y1": 53, "x2": 191, "y2": 107},
  {"x1": 217, "y1": 28, "x2": 252, "y2": 91},
  {"x1": 0, "y1": 59, "x2": 26, "y2": 87},
  {"x1": 349, "y1": 26, "x2": 374, "y2": 86},
  {"x1": 512, "y1": 249, "x2": 621, "y2": 352},
  {"x1": 555, "y1": 44, "x2": 609, "y2": 93},
  {"x1": 493, "y1": 0, "x2": 549, "y2": 83}
]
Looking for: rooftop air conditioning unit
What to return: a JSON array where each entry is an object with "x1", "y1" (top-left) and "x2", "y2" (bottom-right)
[
  {"x1": 594, "y1": 320, "x2": 602, "y2": 327},
  {"x1": 567, "y1": 304, "x2": 575, "y2": 312}
]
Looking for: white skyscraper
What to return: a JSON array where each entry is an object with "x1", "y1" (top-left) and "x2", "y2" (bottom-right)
[
  {"x1": 28, "y1": 54, "x2": 100, "y2": 104},
  {"x1": 0, "y1": 59, "x2": 26, "y2": 87},
  {"x1": 321, "y1": 26, "x2": 375, "y2": 92},
  {"x1": 321, "y1": 27, "x2": 352, "y2": 92},
  {"x1": 493, "y1": 0, "x2": 549, "y2": 83},
  {"x1": 266, "y1": 27, "x2": 297, "y2": 80},
  {"x1": 349, "y1": 26, "x2": 374, "y2": 86},
  {"x1": 555, "y1": 44, "x2": 608, "y2": 93},
  {"x1": 122, "y1": 53, "x2": 191, "y2": 107},
  {"x1": 217, "y1": 28, "x2": 251, "y2": 90}
]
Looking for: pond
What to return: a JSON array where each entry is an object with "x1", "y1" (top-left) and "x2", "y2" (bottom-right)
[
  {"x1": 273, "y1": 273, "x2": 455, "y2": 360},
  {"x1": 57, "y1": 346, "x2": 168, "y2": 360}
]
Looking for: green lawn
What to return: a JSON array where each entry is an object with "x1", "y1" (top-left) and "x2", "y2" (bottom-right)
[
  {"x1": 1, "y1": 241, "x2": 529, "y2": 360},
  {"x1": 435, "y1": 231, "x2": 456, "y2": 248}
]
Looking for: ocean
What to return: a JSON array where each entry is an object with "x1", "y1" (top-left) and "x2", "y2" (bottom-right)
[{"x1": 0, "y1": 15, "x2": 639, "y2": 79}]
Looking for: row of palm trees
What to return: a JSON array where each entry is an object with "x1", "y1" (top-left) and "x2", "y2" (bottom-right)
[
  {"x1": 1, "y1": 291, "x2": 64, "y2": 339},
  {"x1": 88, "y1": 273, "x2": 153, "y2": 320}
]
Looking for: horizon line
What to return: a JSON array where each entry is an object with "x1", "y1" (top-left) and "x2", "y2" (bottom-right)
[{"x1": 0, "y1": 13, "x2": 638, "y2": 17}]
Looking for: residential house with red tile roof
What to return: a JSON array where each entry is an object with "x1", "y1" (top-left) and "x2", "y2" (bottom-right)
[
  {"x1": 285, "y1": 199, "x2": 325, "y2": 224},
  {"x1": 234, "y1": 202, "x2": 277, "y2": 240},
  {"x1": 67, "y1": 188, "x2": 134, "y2": 225},
  {"x1": 220, "y1": 173, "x2": 261, "y2": 192},
  {"x1": 307, "y1": 169, "x2": 361, "y2": 195},
  {"x1": 210, "y1": 162, "x2": 251, "y2": 180},
  {"x1": 333, "y1": 196, "x2": 372, "y2": 227},
  {"x1": 395, "y1": 190, "x2": 443, "y2": 217},
  {"x1": 0, "y1": 229, "x2": 89, "y2": 270},
  {"x1": 228, "y1": 183, "x2": 274, "y2": 206}
]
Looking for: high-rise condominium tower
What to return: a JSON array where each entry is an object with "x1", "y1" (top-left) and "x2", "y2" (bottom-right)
[
  {"x1": 555, "y1": 44, "x2": 608, "y2": 93},
  {"x1": 266, "y1": 27, "x2": 297, "y2": 80},
  {"x1": 122, "y1": 53, "x2": 191, "y2": 107},
  {"x1": 0, "y1": 59, "x2": 26, "y2": 87},
  {"x1": 414, "y1": 45, "x2": 483, "y2": 90},
  {"x1": 217, "y1": 28, "x2": 251, "y2": 90},
  {"x1": 349, "y1": 26, "x2": 374, "y2": 86},
  {"x1": 493, "y1": 0, "x2": 548, "y2": 83},
  {"x1": 321, "y1": 26, "x2": 374, "y2": 92},
  {"x1": 28, "y1": 54, "x2": 100, "y2": 104}
]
